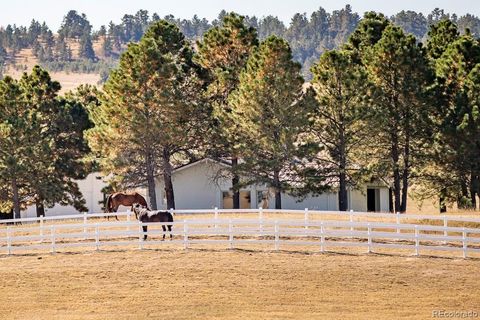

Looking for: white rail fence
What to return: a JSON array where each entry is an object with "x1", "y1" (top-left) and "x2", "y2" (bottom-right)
[{"x1": 1, "y1": 209, "x2": 480, "y2": 258}]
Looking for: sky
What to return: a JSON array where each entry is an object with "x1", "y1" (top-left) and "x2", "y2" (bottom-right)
[{"x1": 0, "y1": 0, "x2": 479, "y2": 31}]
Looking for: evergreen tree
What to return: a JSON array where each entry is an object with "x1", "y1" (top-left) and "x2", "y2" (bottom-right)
[
  {"x1": 391, "y1": 10, "x2": 428, "y2": 40},
  {"x1": 19, "y1": 67, "x2": 92, "y2": 216},
  {"x1": 228, "y1": 36, "x2": 313, "y2": 209},
  {"x1": 87, "y1": 21, "x2": 208, "y2": 210},
  {"x1": 426, "y1": 19, "x2": 459, "y2": 60},
  {"x1": 258, "y1": 16, "x2": 286, "y2": 40},
  {"x1": 55, "y1": 35, "x2": 72, "y2": 61},
  {"x1": 364, "y1": 25, "x2": 434, "y2": 213},
  {"x1": 79, "y1": 33, "x2": 96, "y2": 61},
  {"x1": 101, "y1": 35, "x2": 113, "y2": 57},
  {"x1": 427, "y1": 35, "x2": 480, "y2": 210},
  {"x1": 309, "y1": 49, "x2": 370, "y2": 211},
  {"x1": 195, "y1": 12, "x2": 258, "y2": 209},
  {"x1": 0, "y1": 77, "x2": 30, "y2": 218},
  {"x1": 58, "y1": 10, "x2": 92, "y2": 39},
  {"x1": 345, "y1": 12, "x2": 390, "y2": 55}
]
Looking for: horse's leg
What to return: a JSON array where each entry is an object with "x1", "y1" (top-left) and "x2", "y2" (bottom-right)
[
  {"x1": 143, "y1": 225, "x2": 148, "y2": 240},
  {"x1": 168, "y1": 225, "x2": 172, "y2": 240},
  {"x1": 114, "y1": 206, "x2": 119, "y2": 221},
  {"x1": 162, "y1": 225, "x2": 166, "y2": 241}
]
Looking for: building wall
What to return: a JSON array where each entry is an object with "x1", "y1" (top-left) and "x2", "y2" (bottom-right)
[
  {"x1": 154, "y1": 160, "x2": 390, "y2": 212},
  {"x1": 22, "y1": 172, "x2": 109, "y2": 218},
  {"x1": 154, "y1": 159, "x2": 234, "y2": 210}
]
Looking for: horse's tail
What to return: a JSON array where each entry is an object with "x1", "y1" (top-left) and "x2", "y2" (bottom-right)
[{"x1": 105, "y1": 194, "x2": 112, "y2": 213}]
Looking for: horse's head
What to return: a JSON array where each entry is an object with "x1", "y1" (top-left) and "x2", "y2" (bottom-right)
[{"x1": 132, "y1": 203, "x2": 146, "y2": 214}]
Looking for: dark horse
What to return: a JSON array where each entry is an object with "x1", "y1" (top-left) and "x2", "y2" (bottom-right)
[
  {"x1": 105, "y1": 192, "x2": 149, "y2": 220},
  {"x1": 132, "y1": 203, "x2": 174, "y2": 240}
]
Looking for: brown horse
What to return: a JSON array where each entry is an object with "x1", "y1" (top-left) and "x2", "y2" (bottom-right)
[
  {"x1": 132, "y1": 203, "x2": 173, "y2": 240},
  {"x1": 105, "y1": 192, "x2": 149, "y2": 220}
]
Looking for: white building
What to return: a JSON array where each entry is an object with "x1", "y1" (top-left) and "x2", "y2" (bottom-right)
[
  {"x1": 20, "y1": 158, "x2": 390, "y2": 218},
  {"x1": 153, "y1": 158, "x2": 391, "y2": 212},
  {"x1": 22, "y1": 172, "x2": 109, "y2": 218}
]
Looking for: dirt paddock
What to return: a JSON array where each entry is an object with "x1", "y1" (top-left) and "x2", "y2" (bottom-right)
[{"x1": 0, "y1": 247, "x2": 479, "y2": 320}]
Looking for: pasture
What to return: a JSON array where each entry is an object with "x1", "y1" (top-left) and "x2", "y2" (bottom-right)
[
  {"x1": 1, "y1": 209, "x2": 479, "y2": 319},
  {"x1": 0, "y1": 248, "x2": 479, "y2": 319}
]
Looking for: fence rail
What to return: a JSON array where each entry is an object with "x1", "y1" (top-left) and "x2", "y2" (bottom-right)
[{"x1": 1, "y1": 208, "x2": 480, "y2": 258}]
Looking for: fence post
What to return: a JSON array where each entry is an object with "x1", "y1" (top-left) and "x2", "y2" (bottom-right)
[
  {"x1": 414, "y1": 225, "x2": 419, "y2": 256},
  {"x1": 6, "y1": 226, "x2": 11, "y2": 255},
  {"x1": 183, "y1": 220, "x2": 188, "y2": 250},
  {"x1": 320, "y1": 222, "x2": 325, "y2": 253},
  {"x1": 367, "y1": 223, "x2": 372, "y2": 253},
  {"x1": 95, "y1": 224, "x2": 100, "y2": 251},
  {"x1": 39, "y1": 215, "x2": 44, "y2": 242},
  {"x1": 229, "y1": 219, "x2": 233, "y2": 249},
  {"x1": 126, "y1": 209, "x2": 131, "y2": 233},
  {"x1": 214, "y1": 207, "x2": 218, "y2": 229},
  {"x1": 274, "y1": 220, "x2": 279, "y2": 251},
  {"x1": 349, "y1": 210, "x2": 354, "y2": 232},
  {"x1": 138, "y1": 222, "x2": 144, "y2": 250},
  {"x1": 304, "y1": 208, "x2": 309, "y2": 230},
  {"x1": 396, "y1": 212, "x2": 400, "y2": 234},
  {"x1": 51, "y1": 225, "x2": 56, "y2": 254},
  {"x1": 443, "y1": 216, "x2": 448, "y2": 238},
  {"x1": 259, "y1": 207, "x2": 264, "y2": 236},
  {"x1": 462, "y1": 227, "x2": 467, "y2": 259},
  {"x1": 83, "y1": 212, "x2": 87, "y2": 239}
]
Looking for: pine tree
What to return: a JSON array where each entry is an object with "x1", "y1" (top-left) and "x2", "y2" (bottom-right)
[
  {"x1": 101, "y1": 35, "x2": 113, "y2": 57},
  {"x1": 0, "y1": 77, "x2": 30, "y2": 218},
  {"x1": 364, "y1": 25, "x2": 434, "y2": 213},
  {"x1": 228, "y1": 36, "x2": 313, "y2": 209},
  {"x1": 55, "y1": 35, "x2": 72, "y2": 61},
  {"x1": 426, "y1": 19, "x2": 459, "y2": 60},
  {"x1": 428, "y1": 35, "x2": 480, "y2": 210},
  {"x1": 195, "y1": 12, "x2": 258, "y2": 209},
  {"x1": 87, "y1": 21, "x2": 208, "y2": 210},
  {"x1": 79, "y1": 34, "x2": 96, "y2": 61},
  {"x1": 309, "y1": 49, "x2": 371, "y2": 211}
]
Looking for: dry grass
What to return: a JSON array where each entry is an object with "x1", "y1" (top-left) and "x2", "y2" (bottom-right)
[
  {"x1": 4, "y1": 48, "x2": 100, "y2": 93},
  {"x1": 0, "y1": 248, "x2": 478, "y2": 319}
]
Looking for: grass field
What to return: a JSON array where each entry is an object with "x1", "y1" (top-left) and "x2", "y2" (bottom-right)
[
  {"x1": 4, "y1": 48, "x2": 101, "y2": 93},
  {"x1": 0, "y1": 248, "x2": 478, "y2": 319}
]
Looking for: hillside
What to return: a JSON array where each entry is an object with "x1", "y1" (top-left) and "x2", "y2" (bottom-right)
[
  {"x1": 4, "y1": 48, "x2": 100, "y2": 93},
  {"x1": 2, "y1": 6, "x2": 480, "y2": 92}
]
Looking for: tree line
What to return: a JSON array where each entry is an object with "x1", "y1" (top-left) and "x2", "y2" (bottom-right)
[
  {"x1": 1, "y1": 6, "x2": 480, "y2": 80},
  {"x1": 0, "y1": 11, "x2": 479, "y2": 218}
]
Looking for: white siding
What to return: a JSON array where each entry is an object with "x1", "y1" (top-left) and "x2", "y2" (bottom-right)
[
  {"x1": 155, "y1": 160, "x2": 233, "y2": 210},
  {"x1": 153, "y1": 159, "x2": 390, "y2": 212},
  {"x1": 22, "y1": 173, "x2": 108, "y2": 218},
  {"x1": 349, "y1": 189, "x2": 367, "y2": 212},
  {"x1": 282, "y1": 193, "x2": 337, "y2": 210}
]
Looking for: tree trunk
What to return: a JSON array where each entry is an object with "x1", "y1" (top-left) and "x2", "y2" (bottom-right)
[
  {"x1": 387, "y1": 188, "x2": 394, "y2": 213},
  {"x1": 145, "y1": 149, "x2": 158, "y2": 210},
  {"x1": 231, "y1": 157, "x2": 240, "y2": 209},
  {"x1": 439, "y1": 188, "x2": 447, "y2": 213},
  {"x1": 273, "y1": 170, "x2": 282, "y2": 210},
  {"x1": 36, "y1": 198, "x2": 45, "y2": 217},
  {"x1": 12, "y1": 177, "x2": 21, "y2": 220},
  {"x1": 338, "y1": 172, "x2": 348, "y2": 211},
  {"x1": 391, "y1": 133, "x2": 401, "y2": 213},
  {"x1": 400, "y1": 136, "x2": 410, "y2": 213},
  {"x1": 162, "y1": 148, "x2": 175, "y2": 210},
  {"x1": 338, "y1": 124, "x2": 348, "y2": 211},
  {"x1": 458, "y1": 181, "x2": 471, "y2": 209},
  {"x1": 470, "y1": 171, "x2": 477, "y2": 210}
]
